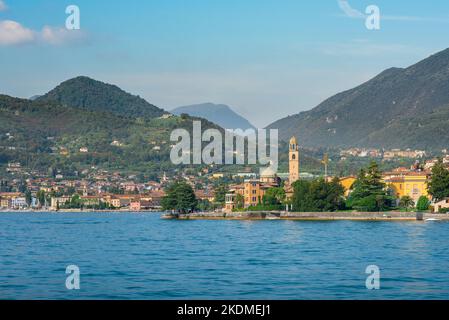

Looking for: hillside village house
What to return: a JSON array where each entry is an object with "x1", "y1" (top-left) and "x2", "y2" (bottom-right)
[
  {"x1": 81, "y1": 195, "x2": 101, "y2": 207},
  {"x1": 434, "y1": 198, "x2": 449, "y2": 213},
  {"x1": 195, "y1": 189, "x2": 215, "y2": 202},
  {"x1": 11, "y1": 197, "x2": 28, "y2": 209},
  {"x1": 383, "y1": 149, "x2": 426, "y2": 160},
  {"x1": 102, "y1": 195, "x2": 121, "y2": 208},
  {"x1": 50, "y1": 196, "x2": 72, "y2": 209},
  {"x1": 129, "y1": 201, "x2": 141, "y2": 211}
]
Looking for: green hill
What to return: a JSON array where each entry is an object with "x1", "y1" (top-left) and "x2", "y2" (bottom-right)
[
  {"x1": 0, "y1": 92, "x2": 222, "y2": 179},
  {"x1": 268, "y1": 47, "x2": 449, "y2": 150},
  {"x1": 37, "y1": 76, "x2": 166, "y2": 119}
]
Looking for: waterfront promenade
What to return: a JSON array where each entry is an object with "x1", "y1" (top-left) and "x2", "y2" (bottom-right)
[{"x1": 163, "y1": 211, "x2": 449, "y2": 221}]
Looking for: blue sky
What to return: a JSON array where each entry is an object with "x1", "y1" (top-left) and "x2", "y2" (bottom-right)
[{"x1": 1, "y1": 0, "x2": 449, "y2": 127}]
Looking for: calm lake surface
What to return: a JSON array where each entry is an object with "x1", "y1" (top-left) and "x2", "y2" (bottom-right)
[{"x1": 1, "y1": 212, "x2": 449, "y2": 300}]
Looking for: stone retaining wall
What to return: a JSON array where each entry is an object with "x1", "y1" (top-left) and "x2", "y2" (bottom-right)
[{"x1": 168, "y1": 211, "x2": 449, "y2": 221}]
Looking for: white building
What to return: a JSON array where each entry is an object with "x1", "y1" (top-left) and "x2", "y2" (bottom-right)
[{"x1": 11, "y1": 197, "x2": 27, "y2": 209}]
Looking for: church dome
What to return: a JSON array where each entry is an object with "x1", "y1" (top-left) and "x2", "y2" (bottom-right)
[
  {"x1": 260, "y1": 166, "x2": 276, "y2": 177},
  {"x1": 289, "y1": 136, "x2": 297, "y2": 145}
]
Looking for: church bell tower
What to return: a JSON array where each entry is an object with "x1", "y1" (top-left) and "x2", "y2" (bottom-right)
[{"x1": 289, "y1": 136, "x2": 299, "y2": 183}]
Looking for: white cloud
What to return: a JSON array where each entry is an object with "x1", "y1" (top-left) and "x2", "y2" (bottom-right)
[
  {"x1": 0, "y1": 20, "x2": 87, "y2": 46},
  {"x1": 0, "y1": 0, "x2": 7, "y2": 11},
  {"x1": 0, "y1": 20, "x2": 35, "y2": 45}
]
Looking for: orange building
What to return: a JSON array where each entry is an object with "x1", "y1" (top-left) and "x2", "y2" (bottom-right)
[{"x1": 244, "y1": 180, "x2": 264, "y2": 207}]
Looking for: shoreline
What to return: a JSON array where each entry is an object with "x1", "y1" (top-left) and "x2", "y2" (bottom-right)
[
  {"x1": 2, "y1": 210, "x2": 449, "y2": 221},
  {"x1": 162, "y1": 211, "x2": 449, "y2": 221},
  {"x1": 0, "y1": 209, "x2": 161, "y2": 213}
]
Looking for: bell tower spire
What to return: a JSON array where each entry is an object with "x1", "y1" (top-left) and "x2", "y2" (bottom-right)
[{"x1": 289, "y1": 136, "x2": 299, "y2": 183}]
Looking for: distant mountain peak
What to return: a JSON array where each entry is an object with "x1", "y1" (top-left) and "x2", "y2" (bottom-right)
[
  {"x1": 171, "y1": 103, "x2": 256, "y2": 130},
  {"x1": 36, "y1": 76, "x2": 166, "y2": 118}
]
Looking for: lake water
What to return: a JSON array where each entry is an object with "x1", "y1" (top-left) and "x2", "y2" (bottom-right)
[{"x1": 1, "y1": 212, "x2": 449, "y2": 300}]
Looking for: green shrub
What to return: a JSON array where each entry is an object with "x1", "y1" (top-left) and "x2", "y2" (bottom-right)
[{"x1": 416, "y1": 196, "x2": 430, "y2": 211}]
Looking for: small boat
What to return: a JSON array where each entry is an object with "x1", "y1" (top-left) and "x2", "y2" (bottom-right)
[{"x1": 425, "y1": 218, "x2": 441, "y2": 222}]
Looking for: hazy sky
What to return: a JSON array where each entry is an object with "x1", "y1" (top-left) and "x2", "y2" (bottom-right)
[{"x1": 1, "y1": 0, "x2": 449, "y2": 127}]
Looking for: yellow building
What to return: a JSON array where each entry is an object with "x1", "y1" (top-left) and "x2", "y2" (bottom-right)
[
  {"x1": 340, "y1": 171, "x2": 429, "y2": 203},
  {"x1": 0, "y1": 198, "x2": 10, "y2": 208},
  {"x1": 103, "y1": 195, "x2": 121, "y2": 208},
  {"x1": 211, "y1": 173, "x2": 224, "y2": 179},
  {"x1": 289, "y1": 136, "x2": 299, "y2": 184},
  {"x1": 384, "y1": 172, "x2": 430, "y2": 202},
  {"x1": 339, "y1": 176, "x2": 357, "y2": 197}
]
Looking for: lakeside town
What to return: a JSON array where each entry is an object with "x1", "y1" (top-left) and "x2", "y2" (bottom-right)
[{"x1": 2, "y1": 136, "x2": 449, "y2": 214}]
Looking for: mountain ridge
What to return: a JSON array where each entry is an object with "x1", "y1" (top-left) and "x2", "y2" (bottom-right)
[
  {"x1": 267, "y1": 47, "x2": 449, "y2": 150},
  {"x1": 171, "y1": 103, "x2": 256, "y2": 130}
]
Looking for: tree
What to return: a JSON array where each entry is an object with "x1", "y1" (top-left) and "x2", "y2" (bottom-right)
[
  {"x1": 214, "y1": 183, "x2": 229, "y2": 205},
  {"x1": 416, "y1": 196, "x2": 430, "y2": 211},
  {"x1": 25, "y1": 190, "x2": 32, "y2": 207},
  {"x1": 69, "y1": 194, "x2": 83, "y2": 209},
  {"x1": 346, "y1": 161, "x2": 393, "y2": 212},
  {"x1": 197, "y1": 199, "x2": 212, "y2": 212},
  {"x1": 309, "y1": 178, "x2": 345, "y2": 212},
  {"x1": 235, "y1": 194, "x2": 244, "y2": 210},
  {"x1": 36, "y1": 190, "x2": 46, "y2": 207},
  {"x1": 263, "y1": 187, "x2": 286, "y2": 205},
  {"x1": 66, "y1": 186, "x2": 76, "y2": 195},
  {"x1": 161, "y1": 181, "x2": 198, "y2": 213},
  {"x1": 292, "y1": 178, "x2": 345, "y2": 212},
  {"x1": 161, "y1": 183, "x2": 177, "y2": 211},
  {"x1": 428, "y1": 158, "x2": 449, "y2": 201},
  {"x1": 18, "y1": 182, "x2": 27, "y2": 193},
  {"x1": 292, "y1": 180, "x2": 314, "y2": 212},
  {"x1": 399, "y1": 196, "x2": 414, "y2": 209}
]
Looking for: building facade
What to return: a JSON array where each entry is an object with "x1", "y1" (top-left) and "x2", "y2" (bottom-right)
[{"x1": 383, "y1": 171, "x2": 429, "y2": 203}]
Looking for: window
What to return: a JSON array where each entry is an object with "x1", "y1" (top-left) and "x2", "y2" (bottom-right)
[{"x1": 292, "y1": 154, "x2": 296, "y2": 160}]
